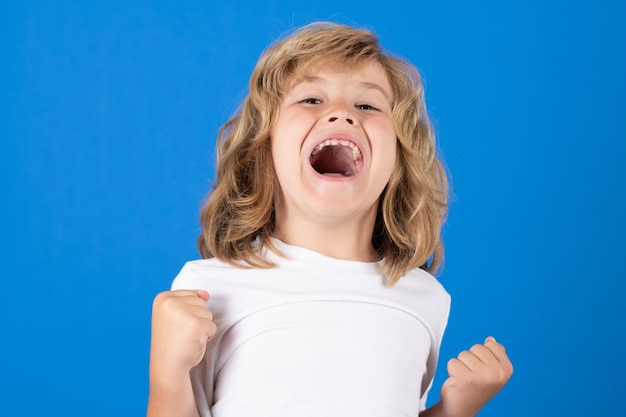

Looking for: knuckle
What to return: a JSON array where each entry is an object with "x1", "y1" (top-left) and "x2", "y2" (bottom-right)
[
  {"x1": 153, "y1": 291, "x2": 170, "y2": 307},
  {"x1": 457, "y1": 350, "x2": 471, "y2": 360},
  {"x1": 469, "y1": 343, "x2": 484, "y2": 353},
  {"x1": 160, "y1": 295, "x2": 181, "y2": 312},
  {"x1": 187, "y1": 317, "x2": 205, "y2": 335},
  {"x1": 208, "y1": 322, "x2": 218, "y2": 339},
  {"x1": 488, "y1": 366, "x2": 511, "y2": 385},
  {"x1": 502, "y1": 362, "x2": 514, "y2": 379},
  {"x1": 446, "y1": 358, "x2": 461, "y2": 371}
]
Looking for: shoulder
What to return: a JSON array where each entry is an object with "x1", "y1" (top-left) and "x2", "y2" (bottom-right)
[
  {"x1": 170, "y1": 258, "x2": 258, "y2": 290},
  {"x1": 387, "y1": 268, "x2": 451, "y2": 336},
  {"x1": 399, "y1": 268, "x2": 450, "y2": 304}
]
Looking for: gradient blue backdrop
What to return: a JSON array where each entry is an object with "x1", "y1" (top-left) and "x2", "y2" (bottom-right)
[{"x1": 2, "y1": 1, "x2": 625, "y2": 415}]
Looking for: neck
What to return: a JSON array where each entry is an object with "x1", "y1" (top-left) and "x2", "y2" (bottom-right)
[{"x1": 272, "y1": 213, "x2": 379, "y2": 262}]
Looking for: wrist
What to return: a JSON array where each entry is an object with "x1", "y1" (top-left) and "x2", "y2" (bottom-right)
[
  {"x1": 147, "y1": 368, "x2": 199, "y2": 417},
  {"x1": 150, "y1": 358, "x2": 193, "y2": 387}
]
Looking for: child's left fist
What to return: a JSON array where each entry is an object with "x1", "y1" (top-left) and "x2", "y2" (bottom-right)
[{"x1": 439, "y1": 336, "x2": 513, "y2": 417}]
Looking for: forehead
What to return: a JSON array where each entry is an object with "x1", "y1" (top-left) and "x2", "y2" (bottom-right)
[{"x1": 284, "y1": 60, "x2": 393, "y2": 99}]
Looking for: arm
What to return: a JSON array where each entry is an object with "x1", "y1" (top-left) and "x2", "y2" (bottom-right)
[
  {"x1": 147, "y1": 290, "x2": 217, "y2": 417},
  {"x1": 420, "y1": 337, "x2": 513, "y2": 417}
]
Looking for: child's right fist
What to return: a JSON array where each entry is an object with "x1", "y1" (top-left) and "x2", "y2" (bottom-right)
[{"x1": 150, "y1": 290, "x2": 216, "y2": 374}]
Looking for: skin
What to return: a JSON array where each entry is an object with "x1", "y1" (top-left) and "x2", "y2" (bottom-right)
[
  {"x1": 422, "y1": 337, "x2": 514, "y2": 417},
  {"x1": 270, "y1": 62, "x2": 397, "y2": 262},
  {"x1": 147, "y1": 290, "x2": 215, "y2": 417},
  {"x1": 147, "y1": 62, "x2": 513, "y2": 417}
]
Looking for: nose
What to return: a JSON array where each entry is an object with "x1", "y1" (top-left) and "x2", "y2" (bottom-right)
[
  {"x1": 328, "y1": 116, "x2": 354, "y2": 125},
  {"x1": 325, "y1": 100, "x2": 358, "y2": 126}
]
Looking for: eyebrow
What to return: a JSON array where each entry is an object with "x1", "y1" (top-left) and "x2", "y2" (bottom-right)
[{"x1": 291, "y1": 76, "x2": 392, "y2": 102}]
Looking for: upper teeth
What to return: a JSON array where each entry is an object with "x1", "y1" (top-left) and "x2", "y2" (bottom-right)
[{"x1": 312, "y1": 139, "x2": 362, "y2": 161}]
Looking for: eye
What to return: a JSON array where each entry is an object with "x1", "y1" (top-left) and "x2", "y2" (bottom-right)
[
  {"x1": 300, "y1": 97, "x2": 322, "y2": 105},
  {"x1": 356, "y1": 104, "x2": 380, "y2": 111}
]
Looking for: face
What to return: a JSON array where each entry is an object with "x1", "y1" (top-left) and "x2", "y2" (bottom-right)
[{"x1": 270, "y1": 61, "x2": 397, "y2": 228}]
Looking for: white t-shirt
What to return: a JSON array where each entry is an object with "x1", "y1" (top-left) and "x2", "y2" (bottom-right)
[{"x1": 171, "y1": 238, "x2": 450, "y2": 417}]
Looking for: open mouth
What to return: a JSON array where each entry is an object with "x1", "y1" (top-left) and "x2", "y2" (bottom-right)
[{"x1": 309, "y1": 139, "x2": 363, "y2": 177}]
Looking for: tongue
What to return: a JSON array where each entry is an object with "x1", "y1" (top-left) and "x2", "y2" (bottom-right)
[{"x1": 310, "y1": 146, "x2": 357, "y2": 177}]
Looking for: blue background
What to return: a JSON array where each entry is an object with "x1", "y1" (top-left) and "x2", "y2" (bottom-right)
[{"x1": 2, "y1": 1, "x2": 625, "y2": 415}]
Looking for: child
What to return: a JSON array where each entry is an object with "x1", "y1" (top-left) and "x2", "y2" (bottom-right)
[{"x1": 147, "y1": 22, "x2": 512, "y2": 417}]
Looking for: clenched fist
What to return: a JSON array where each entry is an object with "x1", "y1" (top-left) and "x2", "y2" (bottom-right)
[
  {"x1": 147, "y1": 290, "x2": 216, "y2": 417},
  {"x1": 150, "y1": 290, "x2": 217, "y2": 375},
  {"x1": 421, "y1": 336, "x2": 513, "y2": 417}
]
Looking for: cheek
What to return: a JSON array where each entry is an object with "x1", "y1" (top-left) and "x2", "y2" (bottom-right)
[
  {"x1": 375, "y1": 125, "x2": 398, "y2": 176},
  {"x1": 270, "y1": 142, "x2": 288, "y2": 180},
  {"x1": 381, "y1": 141, "x2": 398, "y2": 180},
  {"x1": 270, "y1": 136, "x2": 303, "y2": 191}
]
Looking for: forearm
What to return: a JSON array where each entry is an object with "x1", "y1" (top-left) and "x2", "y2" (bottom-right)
[{"x1": 147, "y1": 368, "x2": 200, "y2": 417}]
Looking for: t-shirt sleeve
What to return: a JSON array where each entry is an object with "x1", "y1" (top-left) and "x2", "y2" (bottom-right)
[{"x1": 416, "y1": 273, "x2": 451, "y2": 409}]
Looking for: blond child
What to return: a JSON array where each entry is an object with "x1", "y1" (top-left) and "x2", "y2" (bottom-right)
[{"x1": 148, "y1": 22, "x2": 512, "y2": 417}]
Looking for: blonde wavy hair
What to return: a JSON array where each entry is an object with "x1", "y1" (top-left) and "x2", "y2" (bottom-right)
[{"x1": 198, "y1": 22, "x2": 448, "y2": 285}]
